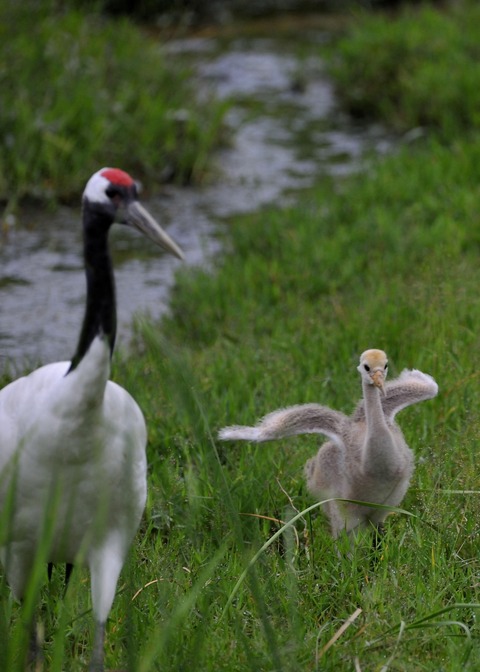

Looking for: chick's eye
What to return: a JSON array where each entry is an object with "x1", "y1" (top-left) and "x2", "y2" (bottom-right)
[
  {"x1": 364, "y1": 364, "x2": 370, "y2": 372},
  {"x1": 384, "y1": 363, "x2": 388, "y2": 370}
]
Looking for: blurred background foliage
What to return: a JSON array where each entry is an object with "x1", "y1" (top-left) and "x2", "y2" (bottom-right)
[
  {"x1": 0, "y1": 0, "x2": 229, "y2": 208},
  {"x1": 10, "y1": 0, "x2": 451, "y2": 24},
  {"x1": 0, "y1": 0, "x2": 460, "y2": 209},
  {"x1": 329, "y1": 1, "x2": 480, "y2": 136}
]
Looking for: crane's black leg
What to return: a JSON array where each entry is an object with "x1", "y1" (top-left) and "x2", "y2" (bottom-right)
[
  {"x1": 89, "y1": 620, "x2": 105, "y2": 672},
  {"x1": 26, "y1": 619, "x2": 43, "y2": 671},
  {"x1": 47, "y1": 562, "x2": 75, "y2": 595},
  {"x1": 65, "y1": 563, "x2": 74, "y2": 588}
]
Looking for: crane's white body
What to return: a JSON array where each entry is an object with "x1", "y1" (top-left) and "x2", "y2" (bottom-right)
[
  {"x1": 219, "y1": 352, "x2": 438, "y2": 539},
  {"x1": 0, "y1": 337, "x2": 147, "y2": 624}
]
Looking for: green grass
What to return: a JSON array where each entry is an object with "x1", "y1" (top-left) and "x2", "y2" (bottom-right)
[
  {"x1": 120, "y1": 133, "x2": 480, "y2": 668},
  {"x1": 3, "y1": 131, "x2": 477, "y2": 670},
  {"x1": 0, "y1": 1, "x2": 228, "y2": 209},
  {"x1": 4, "y1": 3, "x2": 480, "y2": 670},
  {"x1": 330, "y1": 1, "x2": 480, "y2": 136}
]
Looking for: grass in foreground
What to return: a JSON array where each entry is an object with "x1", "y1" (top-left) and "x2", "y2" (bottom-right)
[
  {"x1": 4, "y1": 130, "x2": 478, "y2": 670},
  {"x1": 3, "y1": 3, "x2": 480, "y2": 671},
  {"x1": 128, "y1": 134, "x2": 480, "y2": 671}
]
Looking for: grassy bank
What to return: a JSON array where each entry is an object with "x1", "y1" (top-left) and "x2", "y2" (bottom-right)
[
  {"x1": 330, "y1": 1, "x2": 480, "y2": 136},
  {"x1": 3, "y1": 2, "x2": 480, "y2": 671},
  {"x1": 0, "y1": 2, "x2": 227, "y2": 209},
  {"x1": 123, "y1": 135, "x2": 480, "y2": 670}
]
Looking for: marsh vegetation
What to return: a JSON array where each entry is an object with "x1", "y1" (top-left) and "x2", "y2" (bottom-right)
[
  {"x1": 0, "y1": 2, "x2": 228, "y2": 209},
  {"x1": 2, "y1": 1, "x2": 480, "y2": 670}
]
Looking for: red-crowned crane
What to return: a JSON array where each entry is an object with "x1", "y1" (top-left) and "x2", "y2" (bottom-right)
[
  {"x1": 219, "y1": 349, "x2": 438, "y2": 542},
  {"x1": 0, "y1": 168, "x2": 184, "y2": 670}
]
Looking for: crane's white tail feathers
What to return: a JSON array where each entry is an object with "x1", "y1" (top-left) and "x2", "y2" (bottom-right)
[{"x1": 218, "y1": 403, "x2": 346, "y2": 444}]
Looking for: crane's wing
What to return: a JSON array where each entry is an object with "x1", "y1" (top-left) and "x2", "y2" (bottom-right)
[
  {"x1": 0, "y1": 362, "x2": 70, "y2": 472},
  {"x1": 218, "y1": 403, "x2": 347, "y2": 444},
  {"x1": 380, "y1": 369, "x2": 438, "y2": 421}
]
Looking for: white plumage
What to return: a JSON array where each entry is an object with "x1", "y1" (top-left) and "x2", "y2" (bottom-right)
[
  {"x1": 0, "y1": 167, "x2": 183, "y2": 670},
  {"x1": 219, "y1": 349, "x2": 438, "y2": 541},
  {"x1": 0, "y1": 341, "x2": 146, "y2": 613}
]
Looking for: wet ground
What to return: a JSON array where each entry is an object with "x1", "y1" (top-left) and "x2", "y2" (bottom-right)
[{"x1": 0, "y1": 23, "x2": 394, "y2": 371}]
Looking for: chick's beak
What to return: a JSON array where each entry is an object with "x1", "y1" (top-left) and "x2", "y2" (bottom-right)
[
  {"x1": 371, "y1": 370, "x2": 386, "y2": 396},
  {"x1": 125, "y1": 200, "x2": 185, "y2": 260}
]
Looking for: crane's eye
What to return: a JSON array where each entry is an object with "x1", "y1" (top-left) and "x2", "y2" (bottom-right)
[
  {"x1": 106, "y1": 186, "x2": 120, "y2": 199},
  {"x1": 364, "y1": 364, "x2": 370, "y2": 372}
]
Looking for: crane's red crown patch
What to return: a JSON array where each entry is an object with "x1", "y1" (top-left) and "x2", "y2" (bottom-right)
[{"x1": 100, "y1": 168, "x2": 134, "y2": 187}]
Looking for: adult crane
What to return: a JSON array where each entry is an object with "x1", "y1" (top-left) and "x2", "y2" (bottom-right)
[{"x1": 0, "y1": 167, "x2": 184, "y2": 670}]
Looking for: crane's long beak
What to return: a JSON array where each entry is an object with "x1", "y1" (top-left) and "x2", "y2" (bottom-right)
[
  {"x1": 371, "y1": 370, "x2": 386, "y2": 396},
  {"x1": 125, "y1": 201, "x2": 185, "y2": 260}
]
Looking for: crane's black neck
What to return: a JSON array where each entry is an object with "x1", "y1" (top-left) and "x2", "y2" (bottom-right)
[{"x1": 68, "y1": 205, "x2": 116, "y2": 373}]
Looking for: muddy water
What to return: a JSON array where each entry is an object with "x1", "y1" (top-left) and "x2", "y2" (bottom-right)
[{"x1": 0, "y1": 28, "x2": 393, "y2": 371}]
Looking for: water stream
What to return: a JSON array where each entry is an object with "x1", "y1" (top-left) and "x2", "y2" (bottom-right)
[{"x1": 0, "y1": 24, "x2": 394, "y2": 371}]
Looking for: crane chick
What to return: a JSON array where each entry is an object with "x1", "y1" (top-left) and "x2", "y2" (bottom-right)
[{"x1": 219, "y1": 350, "x2": 438, "y2": 540}]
